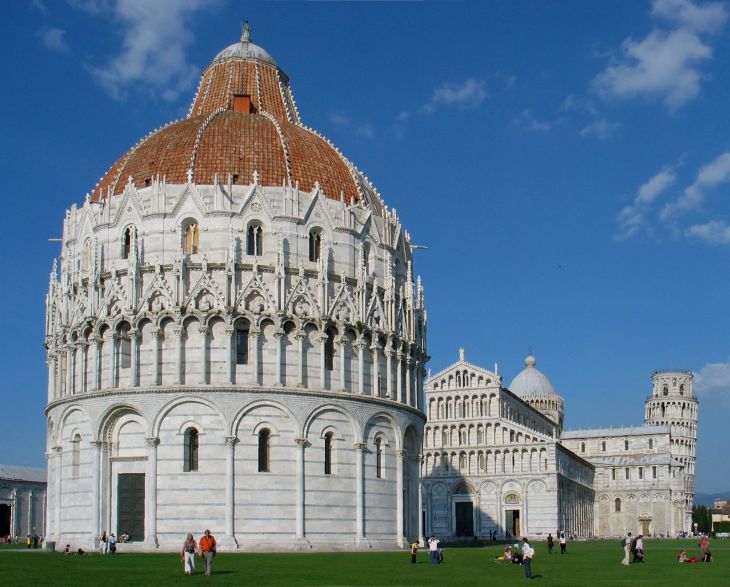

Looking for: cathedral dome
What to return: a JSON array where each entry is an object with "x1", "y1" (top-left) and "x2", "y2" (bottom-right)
[
  {"x1": 91, "y1": 25, "x2": 376, "y2": 208},
  {"x1": 509, "y1": 353, "x2": 557, "y2": 397}
]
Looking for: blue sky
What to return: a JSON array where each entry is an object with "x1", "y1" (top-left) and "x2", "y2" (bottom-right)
[{"x1": 1, "y1": 0, "x2": 729, "y2": 493}]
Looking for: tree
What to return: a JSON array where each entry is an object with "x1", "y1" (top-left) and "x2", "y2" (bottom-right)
[{"x1": 692, "y1": 505, "x2": 711, "y2": 533}]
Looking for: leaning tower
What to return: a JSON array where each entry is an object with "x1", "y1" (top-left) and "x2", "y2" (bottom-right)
[{"x1": 644, "y1": 370, "x2": 697, "y2": 531}]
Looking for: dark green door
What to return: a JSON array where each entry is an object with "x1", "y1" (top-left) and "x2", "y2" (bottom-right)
[
  {"x1": 117, "y1": 473, "x2": 145, "y2": 541},
  {"x1": 455, "y1": 502, "x2": 473, "y2": 536}
]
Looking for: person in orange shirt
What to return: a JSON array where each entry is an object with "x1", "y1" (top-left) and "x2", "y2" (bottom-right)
[{"x1": 199, "y1": 529, "x2": 217, "y2": 576}]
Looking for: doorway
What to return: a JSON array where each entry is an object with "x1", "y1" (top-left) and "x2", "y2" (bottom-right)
[
  {"x1": 455, "y1": 502, "x2": 474, "y2": 536},
  {"x1": 117, "y1": 473, "x2": 145, "y2": 541},
  {"x1": 641, "y1": 518, "x2": 651, "y2": 536},
  {"x1": 505, "y1": 509, "x2": 520, "y2": 537},
  {"x1": 0, "y1": 504, "x2": 10, "y2": 537}
]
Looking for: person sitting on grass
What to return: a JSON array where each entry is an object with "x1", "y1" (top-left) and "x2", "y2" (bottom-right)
[
  {"x1": 678, "y1": 549, "x2": 697, "y2": 563},
  {"x1": 64, "y1": 544, "x2": 71, "y2": 555},
  {"x1": 495, "y1": 545, "x2": 513, "y2": 562}
]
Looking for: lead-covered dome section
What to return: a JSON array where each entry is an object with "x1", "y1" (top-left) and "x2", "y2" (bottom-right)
[
  {"x1": 91, "y1": 34, "x2": 374, "y2": 207},
  {"x1": 509, "y1": 353, "x2": 557, "y2": 397}
]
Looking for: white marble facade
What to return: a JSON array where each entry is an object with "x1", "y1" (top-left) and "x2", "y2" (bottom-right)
[{"x1": 44, "y1": 35, "x2": 427, "y2": 552}]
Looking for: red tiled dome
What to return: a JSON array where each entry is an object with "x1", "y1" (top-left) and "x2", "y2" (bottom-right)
[{"x1": 92, "y1": 37, "x2": 365, "y2": 204}]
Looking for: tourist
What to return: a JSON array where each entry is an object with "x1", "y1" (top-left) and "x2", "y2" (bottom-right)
[
  {"x1": 522, "y1": 537, "x2": 535, "y2": 579},
  {"x1": 559, "y1": 531, "x2": 567, "y2": 554},
  {"x1": 632, "y1": 534, "x2": 644, "y2": 563},
  {"x1": 32, "y1": 528, "x2": 39, "y2": 549},
  {"x1": 108, "y1": 532, "x2": 117, "y2": 554},
  {"x1": 495, "y1": 545, "x2": 513, "y2": 562},
  {"x1": 699, "y1": 535, "x2": 712, "y2": 562},
  {"x1": 182, "y1": 533, "x2": 197, "y2": 575},
  {"x1": 26, "y1": 534, "x2": 31, "y2": 549},
  {"x1": 410, "y1": 540, "x2": 419, "y2": 564},
  {"x1": 99, "y1": 530, "x2": 108, "y2": 554},
  {"x1": 428, "y1": 535, "x2": 440, "y2": 565},
  {"x1": 199, "y1": 529, "x2": 217, "y2": 576},
  {"x1": 621, "y1": 531, "x2": 632, "y2": 565},
  {"x1": 678, "y1": 549, "x2": 697, "y2": 563},
  {"x1": 64, "y1": 544, "x2": 71, "y2": 555},
  {"x1": 547, "y1": 533, "x2": 554, "y2": 554}
]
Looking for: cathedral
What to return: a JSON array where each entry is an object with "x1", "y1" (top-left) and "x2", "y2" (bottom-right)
[
  {"x1": 43, "y1": 28, "x2": 696, "y2": 551},
  {"x1": 422, "y1": 351, "x2": 696, "y2": 539},
  {"x1": 43, "y1": 27, "x2": 426, "y2": 552}
]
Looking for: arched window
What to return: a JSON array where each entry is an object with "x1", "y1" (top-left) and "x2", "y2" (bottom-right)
[
  {"x1": 324, "y1": 432, "x2": 333, "y2": 475},
  {"x1": 324, "y1": 329, "x2": 334, "y2": 371},
  {"x1": 122, "y1": 226, "x2": 133, "y2": 259},
  {"x1": 601, "y1": 441, "x2": 606, "y2": 452},
  {"x1": 183, "y1": 428, "x2": 199, "y2": 472},
  {"x1": 308, "y1": 229, "x2": 322, "y2": 262},
  {"x1": 624, "y1": 439, "x2": 629, "y2": 451},
  {"x1": 679, "y1": 384, "x2": 685, "y2": 395},
  {"x1": 580, "y1": 442, "x2": 586, "y2": 453},
  {"x1": 375, "y1": 437, "x2": 384, "y2": 479},
  {"x1": 247, "y1": 223, "x2": 263, "y2": 256},
  {"x1": 662, "y1": 385, "x2": 668, "y2": 396},
  {"x1": 258, "y1": 428, "x2": 270, "y2": 472},
  {"x1": 183, "y1": 220, "x2": 199, "y2": 255},
  {"x1": 236, "y1": 327, "x2": 249, "y2": 365},
  {"x1": 648, "y1": 438, "x2": 654, "y2": 450},
  {"x1": 614, "y1": 498, "x2": 621, "y2": 512},
  {"x1": 71, "y1": 434, "x2": 81, "y2": 478}
]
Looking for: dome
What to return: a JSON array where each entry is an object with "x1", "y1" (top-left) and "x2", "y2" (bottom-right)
[
  {"x1": 509, "y1": 353, "x2": 557, "y2": 397},
  {"x1": 91, "y1": 26, "x2": 378, "y2": 208}
]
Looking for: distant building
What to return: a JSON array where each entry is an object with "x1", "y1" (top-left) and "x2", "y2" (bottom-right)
[
  {"x1": 422, "y1": 352, "x2": 696, "y2": 539},
  {"x1": 710, "y1": 499, "x2": 730, "y2": 535},
  {"x1": 0, "y1": 464, "x2": 47, "y2": 541}
]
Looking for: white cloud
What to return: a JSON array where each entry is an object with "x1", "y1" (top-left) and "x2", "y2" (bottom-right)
[
  {"x1": 580, "y1": 119, "x2": 622, "y2": 139},
  {"x1": 421, "y1": 78, "x2": 488, "y2": 114},
  {"x1": 37, "y1": 27, "x2": 70, "y2": 53},
  {"x1": 661, "y1": 151, "x2": 730, "y2": 219},
  {"x1": 512, "y1": 109, "x2": 551, "y2": 132},
  {"x1": 616, "y1": 166, "x2": 676, "y2": 239},
  {"x1": 695, "y1": 357, "x2": 730, "y2": 395},
  {"x1": 328, "y1": 112, "x2": 375, "y2": 139},
  {"x1": 593, "y1": 0, "x2": 726, "y2": 111},
  {"x1": 686, "y1": 219, "x2": 730, "y2": 244},
  {"x1": 653, "y1": 0, "x2": 728, "y2": 33},
  {"x1": 80, "y1": 0, "x2": 216, "y2": 101},
  {"x1": 32, "y1": 0, "x2": 49, "y2": 15}
]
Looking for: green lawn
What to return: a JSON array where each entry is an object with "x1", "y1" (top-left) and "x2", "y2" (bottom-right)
[{"x1": 0, "y1": 539, "x2": 726, "y2": 586}]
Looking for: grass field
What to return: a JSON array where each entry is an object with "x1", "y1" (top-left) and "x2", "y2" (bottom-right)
[{"x1": 0, "y1": 539, "x2": 726, "y2": 586}]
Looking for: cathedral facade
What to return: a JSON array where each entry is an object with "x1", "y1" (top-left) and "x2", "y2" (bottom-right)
[
  {"x1": 422, "y1": 353, "x2": 695, "y2": 539},
  {"x1": 44, "y1": 29, "x2": 426, "y2": 552}
]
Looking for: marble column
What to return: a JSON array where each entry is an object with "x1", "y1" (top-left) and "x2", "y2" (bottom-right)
[
  {"x1": 295, "y1": 438, "x2": 308, "y2": 539},
  {"x1": 129, "y1": 329, "x2": 138, "y2": 388},
  {"x1": 53, "y1": 446, "x2": 62, "y2": 542},
  {"x1": 90, "y1": 441, "x2": 102, "y2": 544},
  {"x1": 295, "y1": 330, "x2": 305, "y2": 387},
  {"x1": 250, "y1": 328, "x2": 260, "y2": 385},
  {"x1": 336, "y1": 336, "x2": 347, "y2": 392},
  {"x1": 152, "y1": 329, "x2": 161, "y2": 385},
  {"x1": 418, "y1": 456, "x2": 425, "y2": 543},
  {"x1": 81, "y1": 343, "x2": 89, "y2": 393},
  {"x1": 225, "y1": 327, "x2": 235, "y2": 384},
  {"x1": 110, "y1": 334, "x2": 118, "y2": 388},
  {"x1": 356, "y1": 339, "x2": 366, "y2": 395},
  {"x1": 396, "y1": 352, "x2": 404, "y2": 404},
  {"x1": 47, "y1": 357, "x2": 55, "y2": 402},
  {"x1": 371, "y1": 341, "x2": 380, "y2": 397},
  {"x1": 405, "y1": 358, "x2": 413, "y2": 407},
  {"x1": 396, "y1": 449, "x2": 405, "y2": 546},
  {"x1": 65, "y1": 348, "x2": 72, "y2": 396},
  {"x1": 224, "y1": 436, "x2": 238, "y2": 544},
  {"x1": 174, "y1": 326, "x2": 184, "y2": 385},
  {"x1": 92, "y1": 336, "x2": 101, "y2": 391},
  {"x1": 199, "y1": 326, "x2": 209, "y2": 385},
  {"x1": 385, "y1": 345, "x2": 394, "y2": 401},
  {"x1": 319, "y1": 333, "x2": 327, "y2": 390},
  {"x1": 145, "y1": 437, "x2": 159, "y2": 548},
  {"x1": 44, "y1": 452, "x2": 52, "y2": 540},
  {"x1": 354, "y1": 442, "x2": 367, "y2": 541},
  {"x1": 275, "y1": 328, "x2": 284, "y2": 386}
]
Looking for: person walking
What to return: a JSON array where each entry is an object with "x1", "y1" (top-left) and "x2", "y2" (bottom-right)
[
  {"x1": 108, "y1": 532, "x2": 117, "y2": 554},
  {"x1": 199, "y1": 529, "x2": 217, "y2": 576},
  {"x1": 427, "y1": 535, "x2": 440, "y2": 565},
  {"x1": 559, "y1": 531, "x2": 567, "y2": 554},
  {"x1": 410, "y1": 540, "x2": 419, "y2": 564},
  {"x1": 621, "y1": 531, "x2": 632, "y2": 565},
  {"x1": 699, "y1": 535, "x2": 711, "y2": 562},
  {"x1": 99, "y1": 530, "x2": 108, "y2": 554},
  {"x1": 181, "y1": 533, "x2": 197, "y2": 575},
  {"x1": 633, "y1": 535, "x2": 644, "y2": 563},
  {"x1": 547, "y1": 533, "x2": 554, "y2": 554},
  {"x1": 522, "y1": 537, "x2": 535, "y2": 579}
]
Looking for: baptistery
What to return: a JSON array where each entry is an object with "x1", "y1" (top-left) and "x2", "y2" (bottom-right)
[{"x1": 44, "y1": 26, "x2": 427, "y2": 551}]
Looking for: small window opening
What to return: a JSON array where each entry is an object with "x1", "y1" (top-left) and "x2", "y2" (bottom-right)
[
  {"x1": 652, "y1": 466, "x2": 657, "y2": 479},
  {"x1": 144, "y1": 177, "x2": 151, "y2": 187},
  {"x1": 611, "y1": 468, "x2": 616, "y2": 481},
  {"x1": 615, "y1": 498, "x2": 621, "y2": 513},
  {"x1": 122, "y1": 226, "x2": 133, "y2": 259},
  {"x1": 624, "y1": 439, "x2": 629, "y2": 451},
  {"x1": 580, "y1": 442, "x2": 585, "y2": 453},
  {"x1": 625, "y1": 467, "x2": 630, "y2": 480},
  {"x1": 601, "y1": 441, "x2": 606, "y2": 452},
  {"x1": 648, "y1": 438, "x2": 654, "y2": 449},
  {"x1": 375, "y1": 437, "x2": 383, "y2": 479},
  {"x1": 183, "y1": 221, "x2": 199, "y2": 255},
  {"x1": 233, "y1": 94, "x2": 254, "y2": 113},
  {"x1": 324, "y1": 432, "x2": 333, "y2": 475},
  {"x1": 247, "y1": 224, "x2": 263, "y2": 256},
  {"x1": 309, "y1": 229, "x2": 322, "y2": 262},
  {"x1": 324, "y1": 329, "x2": 334, "y2": 371},
  {"x1": 71, "y1": 434, "x2": 81, "y2": 478},
  {"x1": 236, "y1": 329, "x2": 249, "y2": 365},
  {"x1": 184, "y1": 428, "x2": 199, "y2": 472},
  {"x1": 638, "y1": 467, "x2": 643, "y2": 479},
  {"x1": 258, "y1": 429, "x2": 270, "y2": 472}
]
